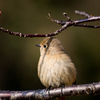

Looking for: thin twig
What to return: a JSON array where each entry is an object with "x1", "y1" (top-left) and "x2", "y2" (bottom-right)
[
  {"x1": 74, "y1": 24, "x2": 100, "y2": 28},
  {"x1": 46, "y1": 12, "x2": 66, "y2": 25},
  {"x1": 0, "y1": 10, "x2": 100, "y2": 38},
  {"x1": 75, "y1": 10, "x2": 91, "y2": 18},
  {"x1": 63, "y1": 12, "x2": 72, "y2": 21}
]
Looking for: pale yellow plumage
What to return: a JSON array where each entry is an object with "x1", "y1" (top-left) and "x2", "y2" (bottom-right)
[{"x1": 37, "y1": 37, "x2": 76, "y2": 88}]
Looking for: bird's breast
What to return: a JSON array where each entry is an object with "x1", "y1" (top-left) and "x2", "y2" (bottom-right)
[{"x1": 38, "y1": 54, "x2": 76, "y2": 88}]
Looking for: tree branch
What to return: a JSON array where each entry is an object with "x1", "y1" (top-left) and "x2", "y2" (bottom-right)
[
  {"x1": 0, "y1": 10, "x2": 100, "y2": 38},
  {"x1": 0, "y1": 82, "x2": 100, "y2": 100},
  {"x1": 75, "y1": 10, "x2": 91, "y2": 18},
  {"x1": 74, "y1": 24, "x2": 100, "y2": 28}
]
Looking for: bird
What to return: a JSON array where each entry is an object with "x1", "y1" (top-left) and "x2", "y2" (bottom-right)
[{"x1": 36, "y1": 37, "x2": 76, "y2": 100}]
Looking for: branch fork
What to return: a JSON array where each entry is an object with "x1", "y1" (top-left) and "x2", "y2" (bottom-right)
[{"x1": 0, "y1": 10, "x2": 100, "y2": 38}]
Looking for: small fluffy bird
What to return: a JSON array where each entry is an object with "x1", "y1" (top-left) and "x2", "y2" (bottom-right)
[{"x1": 36, "y1": 37, "x2": 76, "y2": 99}]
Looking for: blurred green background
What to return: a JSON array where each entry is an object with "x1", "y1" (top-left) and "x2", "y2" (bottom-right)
[{"x1": 0, "y1": 0, "x2": 100, "y2": 100}]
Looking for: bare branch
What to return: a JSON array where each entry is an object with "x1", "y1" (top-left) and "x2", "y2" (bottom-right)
[
  {"x1": 0, "y1": 27, "x2": 63, "y2": 37},
  {"x1": 74, "y1": 24, "x2": 100, "y2": 28},
  {"x1": 0, "y1": 10, "x2": 100, "y2": 38},
  {"x1": 46, "y1": 12, "x2": 66, "y2": 26},
  {"x1": 0, "y1": 82, "x2": 100, "y2": 100},
  {"x1": 63, "y1": 12, "x2": 72, "y2": 21},
  {"x1": 75, "y1": 10, "x2": 91, "y2": 18}
]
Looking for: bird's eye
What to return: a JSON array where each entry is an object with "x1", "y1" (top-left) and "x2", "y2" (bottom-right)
[{"x1": 43, "y1": 45, "x2": 47, "y2": 48}]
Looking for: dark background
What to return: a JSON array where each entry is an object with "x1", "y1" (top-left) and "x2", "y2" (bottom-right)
[{"x1": 0, "y1": 0, "x2": 100, "y2": 100}]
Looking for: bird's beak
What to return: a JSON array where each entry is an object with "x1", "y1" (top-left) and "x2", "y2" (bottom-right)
[{"x1": 36, "y1": 44, "x2": 41, "y2": 47}]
